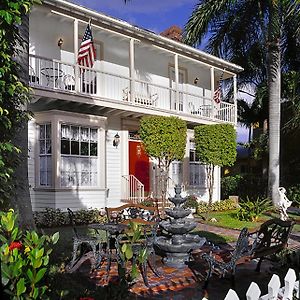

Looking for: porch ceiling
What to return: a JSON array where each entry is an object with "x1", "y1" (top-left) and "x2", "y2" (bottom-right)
[{"x1": 30, "y1": 87, "x2": 218, "y2": 128}]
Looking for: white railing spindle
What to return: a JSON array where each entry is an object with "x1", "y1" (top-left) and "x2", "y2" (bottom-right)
[
  {"x1": 29, "y1": 54, "x2": 236, "y2": 124},
  {"x1": 122, "y1": 175, "x2": 144, "y2": 203}
]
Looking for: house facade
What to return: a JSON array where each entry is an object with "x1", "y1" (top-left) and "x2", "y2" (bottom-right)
[{"x1": 28, "y1": 0, "x2": 243, "y2": 211}]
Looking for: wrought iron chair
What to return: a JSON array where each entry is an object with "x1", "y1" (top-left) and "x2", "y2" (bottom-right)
[
  {"x1": 67, "y1": 208, "x2": 102, "y2": 270},
  {"x1": 202, "y1": 227, "x2": 250, "y2": 289}
]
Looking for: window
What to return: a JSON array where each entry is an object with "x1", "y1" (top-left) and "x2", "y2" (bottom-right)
[
  {"x1": 60, "y1": 124, "x2": 98, "y2": 187},
  {"x1": 189, "y1": 140, "x2": 206, "y2": 186},
  {"x1": 39, "y1": 124, "x2": 52, "y2": 186}
]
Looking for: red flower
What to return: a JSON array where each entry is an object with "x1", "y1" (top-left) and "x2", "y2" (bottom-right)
[{"x1": 9, "y1": 241, "x2": 22, "y2": 251}]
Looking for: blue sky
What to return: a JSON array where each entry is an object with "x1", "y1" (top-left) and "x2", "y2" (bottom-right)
[
  {"x1": 72, "y1": 0, "x2": 248, "y2": 143},
  {"x1": 72, "y1": 0, "x2": 196, "y2": 34}
]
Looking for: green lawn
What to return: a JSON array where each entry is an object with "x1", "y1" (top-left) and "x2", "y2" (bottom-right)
[{"x1": 195, "y1": 209, "x2": 300, "y2": 232}]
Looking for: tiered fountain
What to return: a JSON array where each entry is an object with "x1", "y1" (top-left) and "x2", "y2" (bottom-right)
[{"x1": 155, "y1": 185, "x2": 206, "y2": 268}]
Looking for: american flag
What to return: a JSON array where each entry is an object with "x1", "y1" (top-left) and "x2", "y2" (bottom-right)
[
  {"x1": 213, "y1": 73, "x2": 223, "y2": 104},
  {"x1": 77, "y1": 22, "x2": 96, "y2": 68}
]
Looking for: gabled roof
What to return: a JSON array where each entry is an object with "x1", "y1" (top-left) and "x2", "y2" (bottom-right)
[{"x1": 42, "y1": 0, "x2": 243, "y2": 74}]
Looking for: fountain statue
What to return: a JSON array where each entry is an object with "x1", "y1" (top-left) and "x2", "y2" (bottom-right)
[{"x1": 155, "y1": 185, "x2": 206, "y2": 268}]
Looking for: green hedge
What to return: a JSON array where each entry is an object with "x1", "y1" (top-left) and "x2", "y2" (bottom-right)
[
  {"x1": 196, "y1": 198, "x2": 238, "y2": 214},
  {"x1": 34, "y1": 208, "x2": 107, "y2": 228}
]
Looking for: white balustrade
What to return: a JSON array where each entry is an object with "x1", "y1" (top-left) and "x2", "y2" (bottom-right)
[
  {"x1": 222, "y1": 268, "x2": 299, "y2": 300},
  {"x1": 122, "y1": 175, "x2": 144, "y2": 204},
  {"x1": 29, "y1": 54, "x2": 235, "y2": 124}
]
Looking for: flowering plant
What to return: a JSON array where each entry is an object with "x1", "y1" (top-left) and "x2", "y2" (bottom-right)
[{"x1": 0, "y1": 209, "x2": 59, "y2": 299}]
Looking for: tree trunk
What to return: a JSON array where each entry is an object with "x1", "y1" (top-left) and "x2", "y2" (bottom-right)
[
  {"x1": 267, "y1": 4, "x2": 281, "y2": 206},
  {"x1": 205, "y1": 164, "x2": 214, "y2": 220},
  {"x1": 11, "y1": 15, "x2": 35, "y2": 230}
]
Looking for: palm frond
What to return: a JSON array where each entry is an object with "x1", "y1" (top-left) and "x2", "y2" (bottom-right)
[{"x1": 183, "y1": 0, "x2": 234, "y2": 47}]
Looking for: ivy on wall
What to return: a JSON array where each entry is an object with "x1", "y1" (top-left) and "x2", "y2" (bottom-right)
[{"x1": 0, "y1": 0, "x2": 37, "y2": 206}]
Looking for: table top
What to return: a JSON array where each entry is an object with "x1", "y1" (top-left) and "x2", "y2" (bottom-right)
[
  {"x1": 89, "y1": 222, "x2": 127, "y2": 234},
  {"x1": 41, "y1": 67, "x2": 64, "y2": 78}
]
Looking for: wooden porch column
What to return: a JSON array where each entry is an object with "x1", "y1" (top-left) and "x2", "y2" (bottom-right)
[
  {"x1": 233, "y1": 74, "x2": 237, "y2": 125},
  {"x1": 74, "y1": 18, "x2": 79, "y2": 92},
  {"x1": 129, "y1": 38, "x2": 135, "y2": 102},
  {"x1": 210, "y1": 67, "x2": 215, "y2": 118},
  {"x1": 174, "y1": 54, "x2": 179, "y2": 111}
]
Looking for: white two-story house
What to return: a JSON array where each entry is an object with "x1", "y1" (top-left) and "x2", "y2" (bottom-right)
[{"x1": 28, "y1": 0, "x2": 243, "y2": 211}]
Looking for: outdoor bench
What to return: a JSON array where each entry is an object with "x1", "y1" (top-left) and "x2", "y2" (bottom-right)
[
  {"x1": 105, "y1": 203, "x2": 160, "y2": 225},
  {"x1": 199, "y1": 218, "x2": 294, "y2": 288}
]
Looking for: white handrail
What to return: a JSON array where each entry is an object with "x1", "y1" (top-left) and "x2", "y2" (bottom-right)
[
  {"x1": 122, "y1": 175, "x2": 144, "y2": 204},
  {"x1": 29, "y1": 54, "x2": 236, "y2": 124}
]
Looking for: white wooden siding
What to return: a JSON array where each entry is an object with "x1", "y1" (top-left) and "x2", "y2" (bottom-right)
[
  {"x1": 106, "y1": 118, "x2": 123, "y2": 207},
  {"x1": 33, "y1": 189, "x2": 106, "y2": 211}
]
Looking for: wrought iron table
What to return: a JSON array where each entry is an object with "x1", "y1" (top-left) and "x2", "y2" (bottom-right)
[{"x1": 88, "y1": 223, "x2": 127, "y2": 275}]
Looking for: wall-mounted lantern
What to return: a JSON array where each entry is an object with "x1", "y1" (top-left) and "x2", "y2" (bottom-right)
[
  {"x1": 113, "y1": 133, "x2": 120, "y2": 148},
  {"x1": 57, "y1": 38, "x2": 64, "y2": 48}
]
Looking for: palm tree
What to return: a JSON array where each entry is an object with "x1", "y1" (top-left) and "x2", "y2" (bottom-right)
[{"x1": 183, "y1": 0, "x2": 300, "y2": 205}]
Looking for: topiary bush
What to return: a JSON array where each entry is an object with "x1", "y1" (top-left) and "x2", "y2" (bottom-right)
[
  {"x1": 196, "y1": 198, "x2": 238, "y2": 214},
  {"x1": 33, "y1": 208, "x2": 107, "y2": 228}
]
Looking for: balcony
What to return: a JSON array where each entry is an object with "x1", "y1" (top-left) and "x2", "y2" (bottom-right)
[{"x1": 29, "y1": 54, "x2": 235, "y2": 124}]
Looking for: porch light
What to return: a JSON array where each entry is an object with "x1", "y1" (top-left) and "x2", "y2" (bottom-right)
[
  {"x1": 194, "y1": 77, "x2": 199, "y2": 84},
  {"x1": 113, "y1": 133, "x2": 120, "y2": 148},
  {"x1": 57, "y1": 38, "x2": 64, "y2": 48}
]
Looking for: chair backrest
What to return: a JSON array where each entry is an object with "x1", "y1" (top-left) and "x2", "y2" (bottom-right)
[
  {"x1": 231, "y1": 227, "x2": 250, "y2": 260},
  {"x1": 67, "y1": 208, "x2": 79, "y2": 238},
  {"x1": 105, "y1": 203, "x2": 159, "y2": 226},
  {"x1": 252, "y1": 218, "x2": 294, "y2": 254}
]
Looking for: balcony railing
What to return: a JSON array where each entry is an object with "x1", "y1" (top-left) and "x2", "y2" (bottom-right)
[{"x1": 29, "y1": 54, "x2": 235, "y2": 123}]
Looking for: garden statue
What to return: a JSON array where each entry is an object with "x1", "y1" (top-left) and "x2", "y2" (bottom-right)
[{"x1": 278, "y1": 187, "x2": 292, "y2": 221}]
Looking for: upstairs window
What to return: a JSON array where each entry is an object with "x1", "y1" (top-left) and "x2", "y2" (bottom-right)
[{"x1": 60, "y1": 124, "x2": 98, "y2": 187}]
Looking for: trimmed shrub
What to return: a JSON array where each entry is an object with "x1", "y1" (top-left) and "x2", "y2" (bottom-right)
[
  {"x1": 196, "y1": 198, "x2": 238, "y2": 214},
  {"x1": 34, "y1": 208, "x2": 107, "y2": 228},
  {"x1": 221, "y1": 175, "x2": 242, "y2": 199},
  {"x1": 182, "y1": 195, "x2": 198, "y2": 209},
  {"x1": 221, "y1": 174, "x2": 267, "y2": 200}
]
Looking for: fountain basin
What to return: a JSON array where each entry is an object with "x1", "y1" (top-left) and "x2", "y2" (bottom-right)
[
  {"x1": 165, "y1": 208, "x2": 191, "y2": 219},
  {"x1": 159, "y1": 220, "x2": 197, "y2": 234},
  {"x1": 155, "y1": 235, "x2": 206, "y2": 267}
]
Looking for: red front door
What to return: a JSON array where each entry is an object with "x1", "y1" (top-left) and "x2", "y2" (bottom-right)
[{"x1": 129, "y1": 141, "x2": 150, "y2": 193}]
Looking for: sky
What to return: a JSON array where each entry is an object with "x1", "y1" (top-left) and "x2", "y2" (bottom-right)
[
  {"x1": 72, "y1": 0, "x2": 248, "y2": 143},
  {"x1": 72, "y1": 0, "x2": 196, "y2": 34}
]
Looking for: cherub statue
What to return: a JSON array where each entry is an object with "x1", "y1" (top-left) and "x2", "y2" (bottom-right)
[{"x1": 277, "y1": 187, "x2": 292, "y2": 221}]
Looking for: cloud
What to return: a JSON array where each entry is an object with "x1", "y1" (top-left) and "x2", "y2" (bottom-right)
[{"x1": 73, "y1": 0, "x2": 195, "y2": 15}]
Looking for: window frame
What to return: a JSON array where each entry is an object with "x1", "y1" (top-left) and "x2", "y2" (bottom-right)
[
  {"x1": 34, "y1": 110, "x2": 106, "y2": 191},
  {"x1": 189, "y1": 140, "x2": 206, "y2": 187}
]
